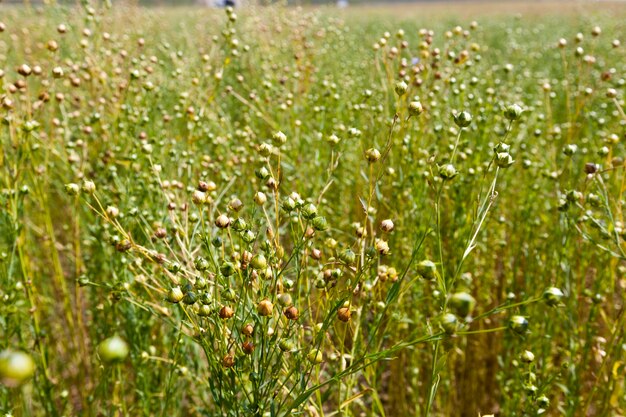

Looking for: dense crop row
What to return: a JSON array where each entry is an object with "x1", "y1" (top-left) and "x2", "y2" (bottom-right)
[{"x1": 1, "y1": 4, "x2": 625, "y2": 416}]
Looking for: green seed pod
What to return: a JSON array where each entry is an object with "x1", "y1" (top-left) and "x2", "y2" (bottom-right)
[
  {"x1": 301, "y1": 203, "x2": 318, "y2": 220},
  {"x1": 495, "y1": 152, "x2": 515, "y2": 168},
  {"x1": 563, "y1": 144, "x2": 578, "y2": 156},
  {"x1": 509, "y1": 315, "x2": 529, "y2": 334},
  {"x1": 251, "y1": 254, "x2": 267, "y2": 270},
  {"x1": 440, "y1": 313, "x2": 458, "y2": 334},
  {"x1": 438, "y1": 164, "x2": 458, "y2": 180},
  {"x1": 494, "y1": 142, "x2": 510, "y2": 153},
  {"x1": 279, "y1": 339, "x2": 295, "y2": 352},
  {"x1": 365, "y1": 148, "x2": 381, "y2": 163},
  {"x1": 417, "y1": 260, "x2": 438, "y2": 280},
  {"x1": 232, "y1": 218, "x2": 247, "y2": 232},
  {"x1": 220, "y1": 262, "x2": 236, "y2": 277},
  {"x1": 167, "y1": 286, "x2": 184, "y2": 303},
  {"x1": 183, "y1": 291, "x2": 197, "y2": 305},
  {"x1": 311, "y1": 216, "x2": 328, "y2": 231},
  {"x1": 64, "y1": 183, "x2": 80, "y2": 195},
  {"x1": 242, "y1": 230, "x2": 256, "y2": 243},
  {"x1": 520, "y1": 350, "x2": 535, "y2": 363},
  {"x1": 448, "y1": 292, "x2": 476, "y2": 317},
  {"x1": 194, "y1": 257, "x2": 210, "y2": 271},
  {"x1": 543, "y1": 287, "x2": 564, "y2": 306},
  {"x1": 408, "y1": 101, "x2": 424, "y2": 117},
  {"x1": 218, "y1": 288, "x2": 234, "y2": 302},
  {"x1": 503, "y1": 104, "x2": 523, "y2": 121},
  {"x1": 278, "y1": 293, "x2": 292, "y2": 306},
  {"x1": 339, "y1": 249, "x2": 357, "y2": 265},
  {"x1": 255, "y1": 167, "x2": 270, "y2": 180},
  {"x1": 197, "y1": 304, "x2": 212, "y2": 317},
  {"x1": 282, "y1": 197, "x2": 296, "y2": 212},
  {"x1": 272, "y1": 131, "x2": 287, "y2": 146},
  {"x1": 0, "y1": 350, "x2": 35, "y2": 387},
  {"x1": 307, "y1": 349, "x2": 323, "y2": 364},
  {"x1": 453, "y1": 110, "x2": 472, "y2": 128},
  {"x1": 537, "y1": 395, "x2": 550, "y2": 409},
  {"x1": 394, "y1": 80, "x2": 408, "y2": 96},
  {"x1": 97, "y1": 335, "x2": 129, "y2": 364}
]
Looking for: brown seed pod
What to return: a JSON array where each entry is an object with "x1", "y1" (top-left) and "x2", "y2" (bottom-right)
[
  {"x1": 337, "y1": 307, "x2": 351, "y2": 322},
  {"x1": 284, "y1": 306, "x2": 299, "y2": 321},
  {"x1": 219, "y1": 306, "x2": 234, "y2": 319},
  {"x1": 242, "y1": 323, "x2": 254, "y2": 337},
  {"x1": 222, "y1": 354, "x2": 235, "y2": 368},
  {"x1": 242, "y1": 341, "x2": 255, "y2": 355},
  {"x1": 257, "y1": 299, "x2": 273, "y2": 316}
]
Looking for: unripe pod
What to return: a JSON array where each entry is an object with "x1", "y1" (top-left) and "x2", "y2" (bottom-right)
[
  {"x1": 272, "y1": 131, "x2": 287, "y2": 146},
  {"x1": 311, "y1": 216, "x2": 328, "y2": 231},
  {"x1": 408, "y1": 101, "x2": 424, "y2": 117},
  {"x1": 307, "y1": 349, "x2": 323, "y2": 364},
  {"x1": 337, "y1": 307, "x2": 351, "y2": 322},
  {"x1": 537, "y1": 395, "x2": 550, "y2": 409},
  {"x1": 0, "y1": 350, "x2": 35, "y2": 387},
  {"x1": 417, "y1": 260, "x2": 439, "y2": 280},
  {"x1": 254, "y1": 192, "x2": 267, "y2": 205},
  {"x1": 438, "y1": 164, "x2": 458, "y2": 180},
  {"x1": 365, "y1": 148, "x2": 381, "y2": 163},
  {"x1": 448, "y1": 292, "x2": 476, "y2": 317},
  {"x1": 453, "y1": 110, "x2": 472, "y2": 127},
  {"x1": 375, "y1": 239, "x2": 390, "y2": 255},
  {"x1": 97, "y1": 335, "x2": 129, "y2": 364},
  {"x1": 279, "y1": 339, "x2": 295, "y2": 352},
  {"x1": 440, "y1": 313, "x2": 458, "y2": 334},
  {"x1": 543, "y1": 287, "x2": 564, "y2": 306},
  {"x1": 339, "y1": 249, "x2": 356, "y2": 265},
  {"x1": 301, "y1": 203, "x2": 318, "y2": 220},
  {"x1": 257, "y1": 299, "x2": 273, "y2": 316},
  {"x1": 503, "y1": 104, "x2": 523, "y2": 121},
  {"x1": 520, "y1": 350, "x2": 535, "y2": 363},
  {"x1": 167, "y1": 286, "x2": 184, "y2": 303},
  {"x1": 251, "y1": 254, "x2": 267, "y2": 270},
  {"x1": 509, "y1": 315, "x2": 529, "y2": 334},
  {"x1": 495, "y1": 152, "x2": 514, "y2": 168},
  {"x1": 394, "y1": 80, "x2": 408, "y2": 96}
]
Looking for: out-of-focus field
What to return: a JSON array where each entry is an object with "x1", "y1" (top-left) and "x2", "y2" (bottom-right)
[{"x1": 1, "y1": 2, "x2": 626, "y2": 416}]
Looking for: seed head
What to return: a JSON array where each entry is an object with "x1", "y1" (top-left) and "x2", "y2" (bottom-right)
[
  {"x1": 408, "y1": 101, "x2": 424, "y2": 117},
  {"x1": 222, "y1": 354, "x2": 235, "y2": 368},
  {"x1": 543, "y1": 287, "x2": 564, "y2": 306},
  {"x1": 307, "y1": 349, "x2": 323, "y2": 364},
  {"x1": 365, "y1": 148, "x2": 381, "y2": 163},
  {"x1": 254, "y1": 191, "x2": 267, "y2": 205},
  {"x1": 167, "y1": 286, "x2": 184, "y2": 303},
  {"x1": 242, "y1": 341, "x2": 255, "y2": 355},
  {"x1": 97, "y1": 335, "x2": 129, "y2": 364},
  {"x1": 395, "y1": 80, "x2": 408, "y2": 96},
  {"x1": 215, "y1": 214, "x2": 231, "y2": 228},
  {"x1": 219, "y1": 306, "x2": 235, "y2": 319},
  {"x1": 0, "y1": 350, "x2": 35, "y2": 387},
  {"x1": 380, "y1": 219, "x2": 394, "y2": 232},
  {"x1": 337, "y1": 307, "x2": 351, "y2": 322},
  {"x1": 503, "y1": 104, "x2": 523, "y2": 121},
  {"x1": 257, "y1": 299, "x2": 273, "y2": 316},
  {"x1": 242, "y1": 324, "x2": 254, "y2": 336},
  {"x1": 82, "y1": 179, "x2": 96, "y2": 194},
  {"x1": 453, "y1": 110, "x2": 472, "y2": 128},
  {"x1": 438, "y1": 164, "x2": 458, "y2": 180},
  {"x1": 417, "y1": 260, "x2": 438, "y2": 280},
  {"x1": 448, "y1": 292, "x2": 476, "y2": 317},
  {"x1": 508, "y1": 315, "x2": 529, "y2": 334},
  {"x1": 284, "y1": 306, "x2": 299, "y2": 320},
  {"x1": 272, "y1": 131, "x2": 287, "y2": 146},
  {"x1": 520, "y1": 350, "x2": 535, "y2": 363}
]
